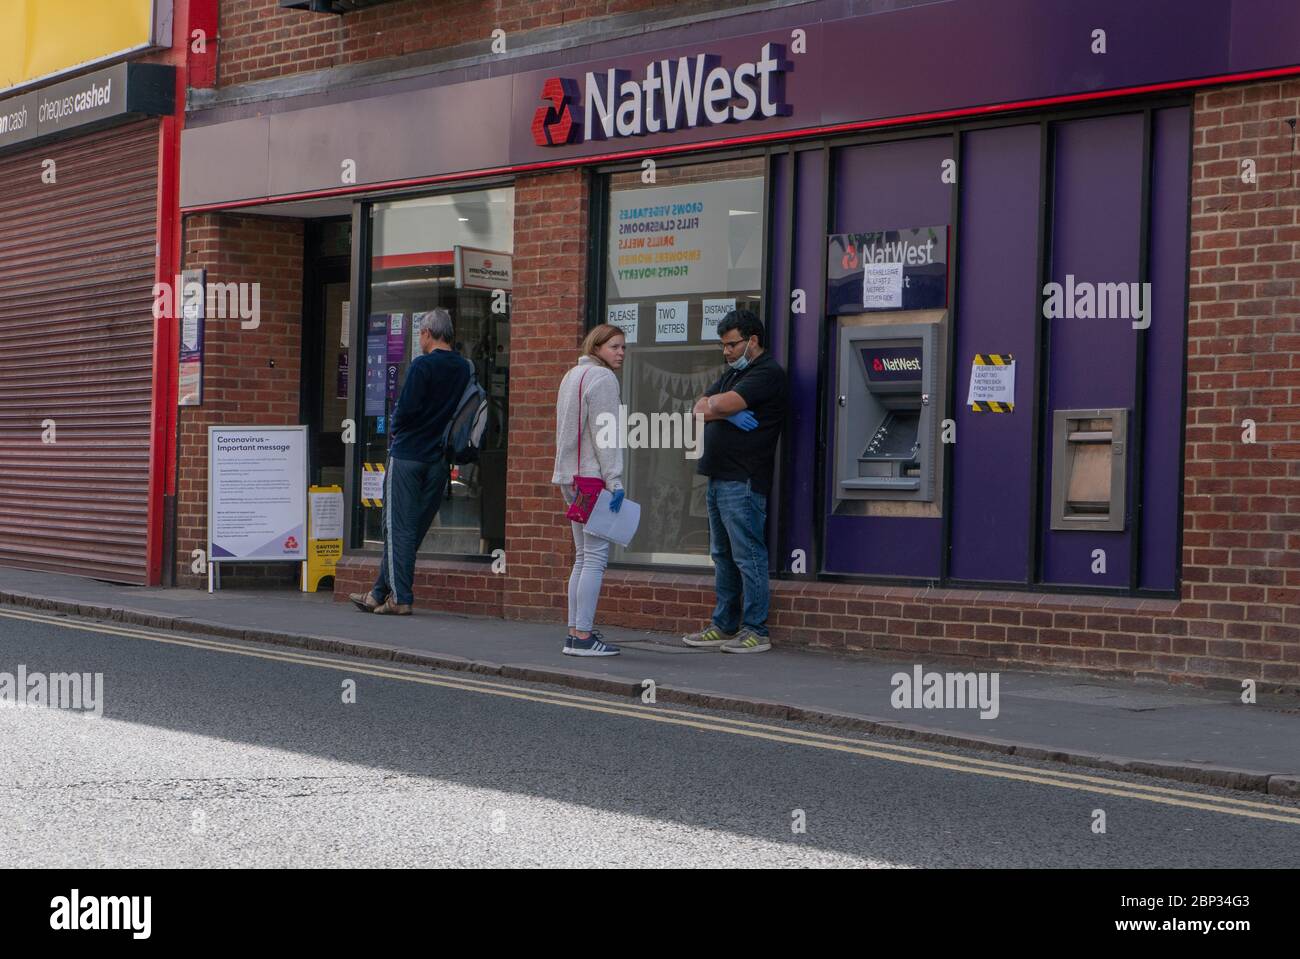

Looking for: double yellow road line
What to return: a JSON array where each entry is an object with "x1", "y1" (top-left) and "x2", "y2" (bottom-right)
[{"x1": 3, "y1": 605, "x2": 1300, "y2": 826}]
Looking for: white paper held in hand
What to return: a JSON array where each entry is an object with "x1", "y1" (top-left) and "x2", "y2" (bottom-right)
[{"x1": 583, "y1": 489, "x2": 641, "y2": 546}]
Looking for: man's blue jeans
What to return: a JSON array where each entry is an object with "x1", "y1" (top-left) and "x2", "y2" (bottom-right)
[
  {"x1": 706, "y1": 478, "x2": 770, "y2": 637},
  {"x1": 370, "y1": 456, "x2": 449, "y2": 607}
]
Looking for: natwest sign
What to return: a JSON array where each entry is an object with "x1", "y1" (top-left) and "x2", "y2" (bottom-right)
[
  {"x1": 874, "y1": 356, "x2": 921, "y2": 373},
  {"x1": 532, "y1": 41, "x2": 791, "y2": 147}
]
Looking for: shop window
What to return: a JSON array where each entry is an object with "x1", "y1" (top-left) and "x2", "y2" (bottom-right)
[
  {"x1": 359, "y1": 187, "x2": 513, "y2": 556},
  {"x1": 601, "y1": 158, "x2": 765, "y2": 566}
]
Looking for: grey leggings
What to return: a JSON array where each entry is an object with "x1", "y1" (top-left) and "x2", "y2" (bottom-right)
[{"x1": 561, "y1": 486, "x2": 610, "y2": 632}]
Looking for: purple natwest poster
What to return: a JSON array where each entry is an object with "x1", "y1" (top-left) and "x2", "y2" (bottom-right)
[{"x1": 365, "y1": 314, "x2": 388, "y2": 416}]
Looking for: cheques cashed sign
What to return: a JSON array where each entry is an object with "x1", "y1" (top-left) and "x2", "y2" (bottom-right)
[{"x1": 531, "y1": 42, "x2": 792, "y2": 147}]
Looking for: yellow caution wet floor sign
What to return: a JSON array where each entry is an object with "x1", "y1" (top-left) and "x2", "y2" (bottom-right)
[{"x1": 306, "y1": 485, "x2": 344, "y2": 592}]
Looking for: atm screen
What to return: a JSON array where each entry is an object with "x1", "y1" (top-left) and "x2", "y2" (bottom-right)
[{"x1": 860, "y1": 346, "x2": 923, "y2": 385}]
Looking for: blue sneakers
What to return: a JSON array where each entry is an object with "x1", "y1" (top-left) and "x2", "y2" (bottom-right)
[
  {"x1": 565, "y1": 633, "x2": 621, "y2": 657},
  {"x1": 564, "y1": 628, "x2": 608, "y2": 654}
]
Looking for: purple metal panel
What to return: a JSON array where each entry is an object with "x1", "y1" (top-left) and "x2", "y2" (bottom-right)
[
  {"x1": 766, "y1": 150, "x2": 791, "y2": 567},
  {"x1": 833, "y1": 138, "x2": 955, "y2": 233},
  {"x1": 1229, "y1": 0, "x2": 1300, "y2": 69},
  {"x1": 949, "y1": 124, "x2": 1042, "y2": 583},
  {"x1": 818, "y1": 0, "x2": 1228, "y2": 128},
  {"x1": 823, "y1": 136, "x2": 951, "y2": 578},
  {"x1": 824, "y1": 514, "x2": 941, "y2": 577},
  {"x1": 181, "y1": 0, "x2": 1300, "y2": 210},
  {"x1": 1039, "y1": 113, "x2": 1144, "y2": 587},
  {"x1": 783, "y1": 147, "x2": 825, "y2": 569},
  {"x1": 1141, "y1": 106, "x2": 1191, "y2": 591}
]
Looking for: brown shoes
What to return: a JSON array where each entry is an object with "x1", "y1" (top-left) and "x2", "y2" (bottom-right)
[
  {"x1": 349, "y1": 592, "x2": 411, "y2": 615},
  {"x1": 372, "y1": 597, "x2": 412, "y2": 616},
  {"x1": 349, "y1": 591, "x2": 380, "y2": 612}
]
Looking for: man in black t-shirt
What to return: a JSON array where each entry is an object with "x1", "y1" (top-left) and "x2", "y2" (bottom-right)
[{"x1": 684, "y1": 309, "x2": 788, "y2": 653}]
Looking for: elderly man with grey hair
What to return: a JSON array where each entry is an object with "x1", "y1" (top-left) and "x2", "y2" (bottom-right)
[{"x1": 350, "y1": 308, "x2": 472, "y2": 615}]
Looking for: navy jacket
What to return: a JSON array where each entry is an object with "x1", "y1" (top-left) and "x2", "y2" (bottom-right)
[{"x1": 389, "y1": 349, "x2": 473, "y2": 463}]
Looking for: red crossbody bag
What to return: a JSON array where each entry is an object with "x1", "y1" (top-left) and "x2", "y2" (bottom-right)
[{"x1": 564, "y1": 368, "x2": 606, "y2": 524}]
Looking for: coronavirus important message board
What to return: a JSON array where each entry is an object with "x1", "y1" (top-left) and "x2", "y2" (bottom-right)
[{"x1": 207, "y1": 426, "x2": 308, "y2": 563}]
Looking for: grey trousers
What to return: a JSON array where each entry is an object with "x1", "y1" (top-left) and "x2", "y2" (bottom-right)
[{"x1": 561, "y1": 486, "x2": 610, "y2": 632}]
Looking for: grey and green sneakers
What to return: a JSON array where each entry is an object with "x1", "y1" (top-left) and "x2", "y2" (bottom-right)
[
  {"x1": 720, "y1": 627, "x2": 771, "y2": 654},
  {"x1": 682, "y1": 623, "x2": 737, "y2": 648}
]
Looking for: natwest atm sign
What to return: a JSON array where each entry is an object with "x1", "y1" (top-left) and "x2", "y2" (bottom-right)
[{"x1": 531, "y1": 42, "x2": 792, "y2": 148}]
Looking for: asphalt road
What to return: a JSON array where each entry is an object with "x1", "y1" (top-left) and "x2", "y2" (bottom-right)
[{"x1": 2, "y1": 605, "x2": 1299, "y2": 868}]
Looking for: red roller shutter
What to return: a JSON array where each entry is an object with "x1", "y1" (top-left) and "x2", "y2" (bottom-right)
[{"x1": 0, "y1": 119, "x2": 160, "y2": 584}]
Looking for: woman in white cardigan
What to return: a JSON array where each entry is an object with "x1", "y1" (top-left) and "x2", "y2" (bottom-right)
[{"x1": 552, "y1": 324, "x2": 626, "y2": 657}]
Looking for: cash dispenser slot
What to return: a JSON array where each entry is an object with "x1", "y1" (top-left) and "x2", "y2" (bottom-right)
[{"x1": 1049, "y1": 409, "x2": 1128, "y2": 531}]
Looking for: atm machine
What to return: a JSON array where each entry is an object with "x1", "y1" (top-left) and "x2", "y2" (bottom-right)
[{"x1": 834, "y1": 319, "x2": 943, "y2": 505}]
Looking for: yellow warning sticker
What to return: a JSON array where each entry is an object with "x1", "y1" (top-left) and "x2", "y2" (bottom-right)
[
  {"x1": 968, "y1": 353, "x2": 1015, "y2": 412},
  {"x1": 361, "y1": 462, "x2": 385, "y2": 507}
]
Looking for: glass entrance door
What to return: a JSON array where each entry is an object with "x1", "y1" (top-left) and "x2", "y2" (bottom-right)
[{"x1": 357, "y1": 187, "x2": 514, "y2": 557}]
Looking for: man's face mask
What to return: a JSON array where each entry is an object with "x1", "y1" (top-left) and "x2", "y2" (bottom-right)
[{"x1": 728, "y1": 337, "x2": 753, "y2": 371}]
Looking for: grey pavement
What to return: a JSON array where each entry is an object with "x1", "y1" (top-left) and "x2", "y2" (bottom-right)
[{"x1": 0, "y1": 565, "x2": 1297, "y2": 795}]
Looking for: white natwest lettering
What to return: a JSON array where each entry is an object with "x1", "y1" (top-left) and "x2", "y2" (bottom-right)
[
  {"x1": 863, "y1": 238, "x2": 935, "y2": 265},
  {"x1": 880, "y1": 357, "x2": 921, "y2": 372},
  {"x1": 585, "y1": 42, "x2": 786, "y2": 141}
]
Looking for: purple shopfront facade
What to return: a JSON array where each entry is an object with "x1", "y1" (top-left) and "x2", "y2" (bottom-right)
[{"x1": 182, "y1": 0, "x2": 1300, "y2": 646}]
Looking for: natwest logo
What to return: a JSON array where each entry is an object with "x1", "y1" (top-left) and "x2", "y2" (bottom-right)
[
  {"x1": 532, "y1": 41, "x2": 791, "y2": 148},
  {"x1": 875, "y1": 356, "x2": 921, "y2": 373},
  {"x1": 531, "y1": 77, "x2": 579, "y2": 146}
]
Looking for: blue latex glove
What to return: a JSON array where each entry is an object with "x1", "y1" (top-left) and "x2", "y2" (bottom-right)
[
  {"x1": 609, "y1": 488, "x2": 625, "y2": 513},
  {"x1": 726, "y1": 410, "x2": 758, "y2": 431}
]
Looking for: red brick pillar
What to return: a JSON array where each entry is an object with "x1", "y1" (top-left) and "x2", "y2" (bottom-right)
[
  {"x1": 1185, "y1": 79, "x2": 1300, "y2": 688},
  {"x1": 502, "y1": 169, "x2": 589, "y2": 622},
  {"x1": 174, "y1": 213, "x2": 305, "y2": 587}
]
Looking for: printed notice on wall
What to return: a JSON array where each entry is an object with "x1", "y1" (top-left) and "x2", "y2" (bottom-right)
[
  {"x1": 967, "y1": 356, "x2": 1016, "y2": 410},
  {"x1": 411, "y1": 313, "x2": 428, "y2": 361},
  {"x1": 863, "y1": 262, "x2": 904, "y2": 309},
  {"x1": 361, "y1": 468, "x2": 385, "y2": 504},
  {"x1": 701, "y1": 298, "x2": 735, "y2": 340},
  {"x1": 655, "y1": 301, "x2": 689, "y2": 342},
  {"x1": 607, "y1": 303, "x2": 639, "y2": 343}
]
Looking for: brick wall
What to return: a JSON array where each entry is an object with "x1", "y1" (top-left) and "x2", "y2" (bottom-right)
[
  {"x1": 176, "y1": 213, "x2": 305, "y2": 587},
  {"x1": 1182, "y1": 79, "x2": 1300, "y2": 688},
  {"x1": 216, "y1": 0, "x2": 764, "y2": 87},
  {"x1": 501, "y1": 169, "x2": 592, "y2": 621},
  {"x1": 337, "y1": 78, "x2": 1300, "y2": 694}
]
